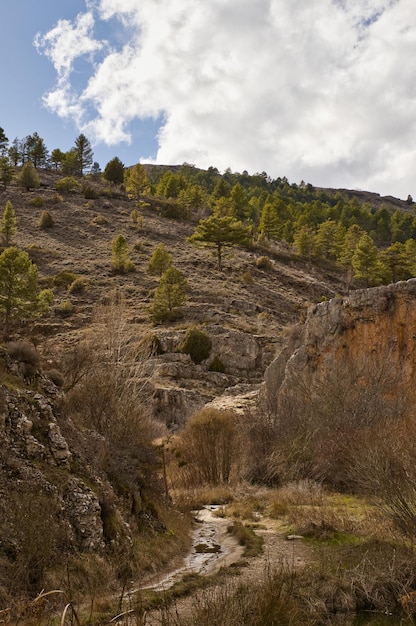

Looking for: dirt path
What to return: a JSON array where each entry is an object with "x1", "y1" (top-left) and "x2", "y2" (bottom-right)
[{"x1": 142, "y1": 513, "x2": 313, "y2": 625}]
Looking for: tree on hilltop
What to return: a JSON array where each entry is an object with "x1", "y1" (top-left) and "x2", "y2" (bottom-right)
[
  {"x1": 0, "y1": 127, "x2": 8, "y2": 155},
  {"x1": 125, "y1": 163, "x2": 151, "y2": 201},
  {"x1": 104, "y1": 157, "x2": 125, "y2": 185},
  {"x1": 74, "y1": 134, "x2": 93, "y2": 175}
]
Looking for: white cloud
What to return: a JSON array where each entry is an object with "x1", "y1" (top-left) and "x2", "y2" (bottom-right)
[{"x1": 36, "y1": 0, "x2": 416, "y2": 197}]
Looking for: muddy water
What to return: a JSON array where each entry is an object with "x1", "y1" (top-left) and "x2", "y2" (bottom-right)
[{"x1": 141, "y1": 505, "x2": 244, "y2": 591}]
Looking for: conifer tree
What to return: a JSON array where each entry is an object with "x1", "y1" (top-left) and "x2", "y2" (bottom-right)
[
  {"x1": 259, "y1": 202, "x2": 280, "y2": 241},
  {"x1": 0, "y1": 156, "x2": 14, "y2": 190},
  {"x1": 17, "y1": 162, "x2": 40, "y2": 191},
  {"x1": 0, "y1": 127, "x2": 8, "y2": 155},
  {"x1": 74, "y1": 133, "x2": 93, "y2": 174},
  {"x1": 150, "y1": 266, "x2": 187, "y2": 322},
  {"x1": 111, "y1": 235, "x2": 134, "y2": 273},
  {"x1": 148, "y1": 244, "x2": 172, "y2": 276},
  {"x1": 0, "y1": 247, "x2": 53, "y2": 338},
  {"x1": 125, "y1": 163, "x2": 151, "y2": 200},
  {"x1": 351, "y1": 234, "x2": 380, "y2": 286},
  {"x1": 1, "y1": 201, "x2": 16, "y2": 246},
  {"x1": 188, "y1": 212, "x2": 251, "y2": 271},
  {"x1": 103, "y1": 157, "x2": 125, "y2": 185}
]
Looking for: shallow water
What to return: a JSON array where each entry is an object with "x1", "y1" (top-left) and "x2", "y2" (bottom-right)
[{"x1": 141, "y1": 505, "x2": 243, "y2": 591}]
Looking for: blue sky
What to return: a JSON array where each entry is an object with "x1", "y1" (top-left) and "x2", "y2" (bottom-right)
[{"x1": 1, "y1": 0, "x2": 416, "y2": 199}]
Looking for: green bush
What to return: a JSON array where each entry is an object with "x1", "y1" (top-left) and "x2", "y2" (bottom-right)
[
  {"x1": 55, "y1": 300, "x2": 74, "y2": 318},
  {"x1": 29, "y1": 195, "x2": 44, "y2": 208},
  {"x1": 208, "y1": 355, "x2": 226, "y2": 373},
  {"x1": 256, "y1": 256, "x2": 273, "y2": 270},
  {"x1": 38, "y1": 210, "x2": 54, "y2": 229},
  {"x1": 53, "y1": 271, "x2": 78, "y2": 290},
  {"x1": 56, "y1": 176, "x2": 81, "y2": 193},
  {"x1": 68, "y1": 277, "x2": 88, "y2": 294},
  {"x1": 179, "y1": 327, "x2": 212, "y2": 364}
]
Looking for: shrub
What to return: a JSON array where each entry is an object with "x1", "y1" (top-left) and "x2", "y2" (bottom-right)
[
  {"x1": 179, "y1": 327, "x2": 212, "y2": 364},
  {"x1": 68, "y1": 277, "x2": 88, "y2": 294},
  {"x1": 256, "y1": 255, "x2": 273, "y2": 270},
  {"x1": 56, "y1": 176, "x2": 81, "y2": 193},
  {"x1": 111, "y1": 234, "x2": 135, "y2": 274},
  {"x1": 49, "y1": 193, "x2": 63, "y2": 204},
  {"x1": 38, "y1": 210, "x2": 54, "y2": 229},
  {"x1": 82, "y1": 184, "x2": 99, "y2": 199},
  {"x1": 29, "y1": 195, "x2": 44, "y2": 208},
  {"x1": 46, "y1": 368, "x2": 64, "y2": 387},
  {"x1": 7, "y1": 340, "x2": 39, "y2": 366},
  {"x1": 130, "y1": 208, "x2": 143, "y2": 227},
  {"x1": 241, "y1": 270, "x2": 254, "y2": 284},
  {"x1": 53, "y1": 271, "x2": 78, "y2": 290},
  {"x1": 55, "y1": 300, "x2": 74, "y2": 317},
  {"x1": 91, "y1": 214, "x2": 109, "y2": 226},
  {"x1": 208, "y1": 355, "x2": 225, "y2": 373}
]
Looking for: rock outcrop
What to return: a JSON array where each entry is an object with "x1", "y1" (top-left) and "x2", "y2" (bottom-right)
[{"x1": 263, "y1": 279, "x2": 416, "y2": 411}]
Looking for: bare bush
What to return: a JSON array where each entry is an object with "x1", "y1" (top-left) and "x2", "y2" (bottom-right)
[{"x1": 177, "y1": 408, "x2": 239, "y2": 486}]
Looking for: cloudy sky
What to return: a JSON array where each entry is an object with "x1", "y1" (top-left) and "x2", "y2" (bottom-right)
[{"x1": 2, "y1": 0, "x2": 416, "y2": 198}]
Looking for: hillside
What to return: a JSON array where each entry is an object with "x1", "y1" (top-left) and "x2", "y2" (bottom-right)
[{"x1": 2, "y1": 165, "x2": 416, "y2": 622}]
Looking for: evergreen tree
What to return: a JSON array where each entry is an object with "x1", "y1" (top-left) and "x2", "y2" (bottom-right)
[
  {"x1": 62, "y1": 149, "x2": 81, "y2": 175},
  {"x1": 74, "y1": 133, "x2": 93, "y2": 174},
  {"x1": 314, "y1": 220, "x2": 345, "y2": 261},
  {"x1": 293, "y1": 225, "x2": 315, "y2": 258},
  {"x1": 380, "y1": 241, "x2": 412, "y2": 283},
  {"x1": 1, "y1": 201, "x2": 16, "y2": 246},
  {"x1": 111, "y1": 234, "x2": 135, "y2": 274},
  {"x1": 103, "y1": 157, "x2": 124, "y2": 185},
  {"x1": 50, "y1": 148, "x2": 65, "y2": 170},
  {"x1": 188, "y1": 212, "x2": 251, "y2": 271},
  {"x1": 0, "y1": 247, "x2": 53, "y2": 338},
  {"x1": 259, "y1": 202, "x2": 280, "y2": 241},
  {"x1": 351, "y1": 234, "x2": 380, "y2": 286},
  {"x1": 230, "y1": 183, "x2": 250, "y2": 221},
  {"x1": 125, "y1": 163, "x2": 151, "y2": 200},
  {"x1": 148, "y1": 244, "x2": 172, "y2": 276},
  {"x1": 17, "y1": 162, "x2": 40, "y2": 191},
  {"x1": 150, "y1": 266, "x2": 187, "y2": 322},
  {"x1": 0, "y1": 156, "x2": 14, "y2": 190},
  {"x1": 25, "y1": 132, "x2": 48, "y2": 168},
  {"x1": 0, "y1": 127, "x2": 8, "y2": 155},
  {"x1": 8, "y1": 138, "x2": 23, "y2": 166}
]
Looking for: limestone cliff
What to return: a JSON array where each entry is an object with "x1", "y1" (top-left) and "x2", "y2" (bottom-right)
[{"x1": 263, "y1": 279, "x2": 416, "y2": 411}]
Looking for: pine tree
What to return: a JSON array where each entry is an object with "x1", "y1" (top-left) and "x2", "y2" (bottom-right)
[
  {"x1": 0, "y1": 156, "x2": 14, "y2": 190},
  {"x1": 0, "y1": 127, "x2": 8, "y2": 155},
  {"x1": 17, "y1": 162, "x2": 40, "y2": 191},
  {"x1": 74, "y1": 134, "x2": 93, "y2": 174},
  {"x1": 0, "y1": 247, "x2": 53, "y2": 338},
  {"x1": 125, "y1": 163, "x2": 151, "y2": 200},
  {"x1": 188, "y1": 212, "x2": 251, "y2": 271},
  {"x1": 259, "y1": 202, "x2": 280, "y2": 241},
  {"x1": 148, "y1": 244, "x2": 172, "y2": 276},
  {"x1": 293, "y1": 225, "x2": 315, "y2": 258},
  {"x1": 380, "y1": 241, "x2": 412, "y2": 283},
  {"x1": 1, "y1": 201, "x2": 16, "y2": 246},
  {"x1": 351, "y1": 234, "x2": 380, "y2": 286},
  {"x1": 150, "y1": 266, "x2": 187, "y2": 322},
  {"x1": 103, "y1": 157, "x2": 125, "y2": 185},
  {"x1": 111, "y1": 235, "x2": 134, "y2": 273}
]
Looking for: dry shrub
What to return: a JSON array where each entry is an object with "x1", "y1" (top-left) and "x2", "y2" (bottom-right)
[
  {"x1": 38, "y1": 210, "x2": 54, "y2": 228},
  {"x1": 68, "y1": 276, "x2": 88, "y2": 294},
  {"x1": 7, "y1": 340, "x2": 39, "y2": 366},
  {"x1": 176, "y1": 409, "x2": 239, "y2": 487}
]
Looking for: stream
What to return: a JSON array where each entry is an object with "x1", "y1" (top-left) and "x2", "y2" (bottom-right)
[{"x1": 140, "y1": 505, "x2": 244, "y2": 592}]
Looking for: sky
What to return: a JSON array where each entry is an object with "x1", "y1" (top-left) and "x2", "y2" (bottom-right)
[{"x1": 1, "y1": 0, "x2": 416, "y2": 199}]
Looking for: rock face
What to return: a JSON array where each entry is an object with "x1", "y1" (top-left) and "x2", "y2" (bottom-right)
[
  {"x1": 147, "y1": 324, "x2": 278, "y2": 426},
  {"x1": 263, "y1": 279, "x2": 416, "y2": 411}
]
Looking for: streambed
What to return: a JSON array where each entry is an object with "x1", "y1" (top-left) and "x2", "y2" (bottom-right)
[{"x1": 141, "y1": 505, "x2": 244, "y2": 591}]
